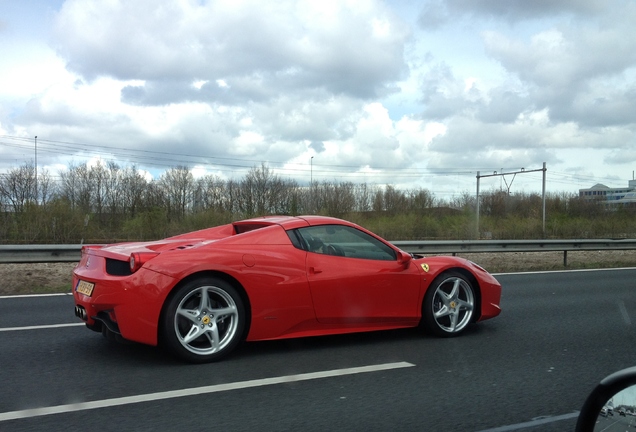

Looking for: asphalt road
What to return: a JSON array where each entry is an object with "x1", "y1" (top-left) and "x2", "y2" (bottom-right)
[
  {"x1": 596, "y1": 413, "x2": 636, "y2": 430},
  {"x1": 1, "y1": 268, "x2": 636, "y2": 432}
]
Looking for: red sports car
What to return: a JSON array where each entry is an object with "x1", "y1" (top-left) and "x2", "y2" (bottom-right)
[{"x1": 72, "y1": 215, "x2": 501, "y2": 362}]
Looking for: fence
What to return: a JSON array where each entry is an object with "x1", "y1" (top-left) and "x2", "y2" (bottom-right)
[{"x1": 2, "y1": 239, "x2": 636, "y2": 266}]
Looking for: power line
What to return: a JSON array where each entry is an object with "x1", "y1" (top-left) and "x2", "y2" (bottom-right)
[
  {"x1": 1, "y1": 134, "x2": 629, "y2": 189},
  {"x1": 0, "y1": 134, "x2": 469, "y2": 179}
]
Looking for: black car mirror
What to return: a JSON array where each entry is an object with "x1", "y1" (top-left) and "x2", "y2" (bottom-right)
[{"x1": 576, "y1": 366, "x2": 636, "y2": 431}]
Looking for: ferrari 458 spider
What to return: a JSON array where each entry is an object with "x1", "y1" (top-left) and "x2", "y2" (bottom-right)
[{"x1": 72, "y1": 215, "x2": 501, "y2": 362}]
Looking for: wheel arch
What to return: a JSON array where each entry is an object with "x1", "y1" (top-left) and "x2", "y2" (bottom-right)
[{"x1": 158, "y1": 270, "x2": 252, "y2": 344}]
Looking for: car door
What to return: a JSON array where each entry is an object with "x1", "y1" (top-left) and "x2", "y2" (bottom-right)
[{"x1": 297, "y1": 225, "x2": 422, "y2": 325}]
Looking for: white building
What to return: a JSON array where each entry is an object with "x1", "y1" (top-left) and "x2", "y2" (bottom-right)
[{"x1": 579, "y1": 179, "x2": 636, "y2": 204}]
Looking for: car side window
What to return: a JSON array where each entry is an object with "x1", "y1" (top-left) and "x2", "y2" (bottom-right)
[{"x1": 292, "y1": 225, "x2": 396, "y2": 261}]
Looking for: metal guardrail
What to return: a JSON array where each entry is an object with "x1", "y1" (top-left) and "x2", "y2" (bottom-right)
[
  {"x1": 392, "y1": 239, "x2": 636, "y2": 253},
  {"x1": 392, "y1": 239, "x2": 636, "y2": 267},
  {"x1": 0, "y1": 245, "x2": 86, "y2": 264},
  {"x1": 1, "y1": 239, "x2": 636, "y2": 265}
]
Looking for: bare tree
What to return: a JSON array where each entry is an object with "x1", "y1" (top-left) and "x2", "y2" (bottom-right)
[
  {"x1": 103, "y1": 161, "x2": 122, "y2": 216},
  {"x1": 36, "y1": 169, "x2": 55, "y2": 205},
  {"x1": 354, "y1": 183, "x2": 374, "y2": 212},
  {"x1": 225, "y1": 179, "x2": 240, "y2": 214},
  {"x1": 237, "y1": 163, "x2": 285, "y2": 216},
  {"x1": 144, "y1": 181, "x2": 167, "y2": 211},
  {"x1": 0, "y1": 162, "x2": 36, "y2": 212},
  {"x1": 408, "y1": 188, "x2": 434, "y2": 213},
  {"x1": 194, "y1": 174, "x2": 228, "y2": 212},
  {"x1": 318, "y1": 181, "x2": 356, "y2": 217},
  {"x1": 118, "y1": 165, "x2": 149, "y2": 217},
  {"x1": 160, "y1": 166, "x2": 194, "y2": 220},
  {"x1": 90, "y1": 161, "x2": 109, "y2": 217},
  {"x1": 383, "y1": 185, "x2": 408, "y2": 214},
  {"x1": 449, "y1": 191, "x2": 476, "y2": 212},
  {"x1": 271, "y1": 178, "x2": 299, "y2": 214},
  {"x1": 251, "y1": 163, "x2": 277, "y2": 215},
  {"x1": 59, "y1": 162, "x2": 92, "y2": 213},
  {"x1": 373, "y1": 188, "x2": 384, "y2": 212},
  {"x1": 480, "y1": 190, "x2": 507, "y2": 217}
]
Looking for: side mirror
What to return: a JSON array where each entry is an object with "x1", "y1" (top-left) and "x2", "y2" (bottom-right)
[
  {"x1": 576, "y1": 366, "x2": 636, "y2": 431},
  {"x1": 397, "y1": 250, "x2": 412, "y2": 266}
]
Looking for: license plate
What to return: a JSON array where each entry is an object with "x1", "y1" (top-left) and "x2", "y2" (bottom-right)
[{"x1": 76, "y1": 280, "x2": 95, "y2": 297}]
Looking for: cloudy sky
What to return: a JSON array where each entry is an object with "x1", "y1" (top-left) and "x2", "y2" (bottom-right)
[{"x1": 1, "y1": 0, "x2": 635, "y2": 199}]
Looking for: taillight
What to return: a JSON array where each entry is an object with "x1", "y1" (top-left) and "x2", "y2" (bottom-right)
[{"x1": 129, "y1": 252, "x2": 159, "y2": 273}]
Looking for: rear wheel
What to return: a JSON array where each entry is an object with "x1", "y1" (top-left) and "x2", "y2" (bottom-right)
[
  {"x1": 422, "y1": 271, "x2": 475, "y2": 337},
  {"x1": 162, "y1": 277, "x2": 245, "y2": 363}
]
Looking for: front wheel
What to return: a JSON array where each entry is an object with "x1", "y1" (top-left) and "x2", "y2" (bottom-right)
[
  {"x1": 422, "y1": 271, "x2": 476, "y2": 337},
  {"x1": 161, "y1": 277, "x2": 246, "y2": 363}
]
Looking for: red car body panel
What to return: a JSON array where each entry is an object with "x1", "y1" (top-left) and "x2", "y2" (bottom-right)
[
  {"x1": 72, "y1": 216, "x2": 501, "y2": 347},
  {"x1": 73, "y1": 256, "x2": 176, "y2": 345}
]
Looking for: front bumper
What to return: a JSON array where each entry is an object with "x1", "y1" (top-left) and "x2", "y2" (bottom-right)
[{"x1": 477, "y1": 273, "x2": 502, "y2": 321}]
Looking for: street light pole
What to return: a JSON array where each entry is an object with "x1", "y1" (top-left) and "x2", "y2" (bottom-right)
[
  {"x1": 310, "y1": 156, "x2": 314, "y2": 213},
  {"x1": 34, "y1": 136, "x2": 38, "y2": 205}
]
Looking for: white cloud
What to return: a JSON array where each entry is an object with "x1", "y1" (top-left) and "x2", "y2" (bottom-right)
[
  {"x1": 0, "y1": 43, "x2": 69, "y2": 101},
  {"x1": 51, "y1": 0, "x2": 409, "y2": 100},
  {"x1": 1, "y1": 0, "x2": 635, "y2": 198}
]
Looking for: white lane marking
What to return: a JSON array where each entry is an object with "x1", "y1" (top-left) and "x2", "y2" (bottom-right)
[
  {"x1": 494, "y1": 266, "x2": 636, "y2": 276},
  {"x1": 0, "y1": 362, "x2": 414, "y2": 422},
  {"x1": 1, "y1": 267, "x2": 634, "y2": 299},
  {"x1": 0, "y1": 293, "x2": 72, "y2": 299},
  {"x1": 0, "y1": 323, "x2": 84, "y2": 332},
  {"x1": 618, "y1": 300, "x2": 632, "y2": 325},
  {"x1": 476, "y1": 411, "x2": 579, "y2": 431}
]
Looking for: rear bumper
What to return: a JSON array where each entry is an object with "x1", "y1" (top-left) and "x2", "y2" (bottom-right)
[{"x1": 72, "y1": 262, "x2": 177, "y2": 346}]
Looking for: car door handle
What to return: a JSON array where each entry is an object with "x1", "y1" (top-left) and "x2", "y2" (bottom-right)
[{"x1": 310, "y1": 267, "x2": 323, "y2": 274}]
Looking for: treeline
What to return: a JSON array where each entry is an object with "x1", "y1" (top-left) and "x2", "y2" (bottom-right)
[{"x1": 1, "y1": 161, "x2": 635, "y2": 243}]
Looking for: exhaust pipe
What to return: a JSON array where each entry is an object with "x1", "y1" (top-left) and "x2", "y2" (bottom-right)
[{"x1": 75, "y1": 305, "x2": 88, "y2": 321}]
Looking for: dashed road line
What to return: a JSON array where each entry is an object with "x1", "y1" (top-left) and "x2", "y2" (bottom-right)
[
  {"x1": 0, "y1": 323, "x2": 84, "y2": 332},
  {"x1": 0, "y1": 361, "x2": 415, "y2": 422},
  {"x1": 476, "y1": 412, "x2": 580, "y2": 431}
]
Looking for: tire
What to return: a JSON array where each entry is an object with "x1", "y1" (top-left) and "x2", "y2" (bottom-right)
[
  {"x1": 161, "y1": 277, "x2": 246, "y2": 363},
  {"x1": 422, "y1": 271, "x2": 476, "y2": 337}
]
